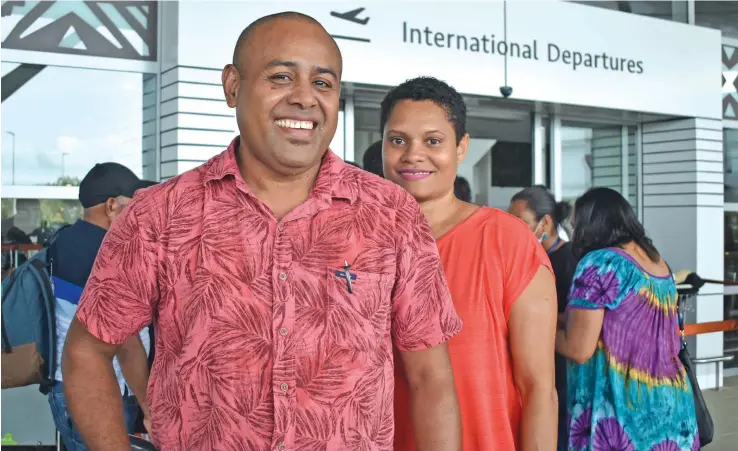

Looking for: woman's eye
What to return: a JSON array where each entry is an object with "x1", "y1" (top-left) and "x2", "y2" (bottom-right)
[
  {"x1": 391, "y1": 137, "x2": 404, "y2": 145},
  {"x1": 427, "y1": 138, "x2": 441, "y2": 145},
  {"x1": 314, "y1": 80, "x2": 331, "y2": 88}
]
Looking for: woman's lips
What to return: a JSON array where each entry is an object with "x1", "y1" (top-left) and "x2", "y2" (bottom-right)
[{"x1": 398, "y1": 170, "x2": 432, "y2": 181}]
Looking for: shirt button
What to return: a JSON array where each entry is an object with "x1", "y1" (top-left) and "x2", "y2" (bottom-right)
[
  {"x1": 280, "y1": 383, "x2": 288, "y2": 392},
  {"x1": 278, "y1": 442, "x2": 286, "y2": 451},
  {"x1": 279, "y1": 273, "x2": 287, "y2": 281},
  {"x1": 279, "y1": 328, "x2": 288, "y2": 336}
]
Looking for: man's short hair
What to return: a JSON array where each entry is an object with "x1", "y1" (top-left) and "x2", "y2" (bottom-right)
[{"x1": 232, "y1": 11, "x2": 341, "y2": 70}]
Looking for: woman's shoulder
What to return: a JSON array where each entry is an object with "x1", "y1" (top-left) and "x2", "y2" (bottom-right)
[
  {"x1": 577, "y1": 248, "x2": 633, "y2": 272},
  {"x1": 474, "y1": 206, "x2": 537, "y2": 236}
]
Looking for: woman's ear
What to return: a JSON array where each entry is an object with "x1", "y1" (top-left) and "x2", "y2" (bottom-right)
[{"x1": 456, "y1": 133, "x2": 470, "y2": 164}]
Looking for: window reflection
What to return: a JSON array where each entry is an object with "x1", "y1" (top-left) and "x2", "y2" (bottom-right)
[
  {"x1": 571, "y1": 1, "x2": 688, "y2": 23},
  {"x1": 724, "y1": 129, "x2": 738, "y2": 202},
  {"x1": 696, "y1": 1, "x2": 738, "y2": 38},
  {"x1": 1, "y1": 64, "x2": 146, "y2": 186}
]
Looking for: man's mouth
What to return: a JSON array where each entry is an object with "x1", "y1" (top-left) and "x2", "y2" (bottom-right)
[{"x1": 275, "y1": 119, "x2": 315, "y2": 130}]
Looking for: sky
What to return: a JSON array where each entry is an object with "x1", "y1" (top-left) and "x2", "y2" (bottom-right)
[{"x1": 1, "y1": 63, "x2": 144, "y2": 186}]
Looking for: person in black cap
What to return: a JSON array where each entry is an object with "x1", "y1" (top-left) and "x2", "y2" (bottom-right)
[{"x1": 47, "y1": 162, "x2": 155, "y2": 451}]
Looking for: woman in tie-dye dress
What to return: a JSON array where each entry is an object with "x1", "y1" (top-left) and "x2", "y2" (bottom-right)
[{"x1": 556, "y1": 187, "x2": 698, "y2": 451}]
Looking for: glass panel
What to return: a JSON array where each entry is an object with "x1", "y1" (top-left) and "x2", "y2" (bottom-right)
[
  {"x1": 560, "y1": 124, "x2": 622, "y2": 206},
  {"x1": 1, "y1": 197, "x2": 83, "y2": 272},
  {"x1": 570, "y1": 1, "x2": 688, "y2": 23},
  {"x1": 696, "y1": 1, "x2": 738, "y2": 38},
  {"x1": 724, "y1": 210, "x2": 738, "y2": 370},
  {"x1": 1, "y1": 64, "x2": 148, "y2": 186},
  {"x1": 724, "y1": 129, "x2": 738, "y2": 202}
]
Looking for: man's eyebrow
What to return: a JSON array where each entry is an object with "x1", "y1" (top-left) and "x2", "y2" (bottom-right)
[
  {"x1": 265, "y1": 60, "x2": 338, "y2": 79},
  {"x1": 265, "y1": 59, "x2": 298, "y2": 70}
]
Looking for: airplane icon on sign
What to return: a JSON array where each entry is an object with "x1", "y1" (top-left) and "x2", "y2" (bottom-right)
[{"x1": 331, "y1": 7, "x2": 370, "y2": 26}]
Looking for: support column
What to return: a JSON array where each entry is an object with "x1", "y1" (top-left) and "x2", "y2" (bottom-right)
[
  {"x1": 142, "y1": 73, "x2": 158, "y2": 181},
  {"x1": 550, "y1": 115, "x2": 562, "y2": 201},
  {"x1": 532, "y1": 112, "x2": 545, "y2": 186},
  {"x1": 158, "y1": 66, "x2": 237, "y2": 180},
  {"x1": 642, "y1": 117, "x2": 725, "y2": 388}
]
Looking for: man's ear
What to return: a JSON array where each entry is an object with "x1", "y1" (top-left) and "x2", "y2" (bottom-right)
[{"x1": 222, "y1": 64, "x2": 240, "y2": 108}]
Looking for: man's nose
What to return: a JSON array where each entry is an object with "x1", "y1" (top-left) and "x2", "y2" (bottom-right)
[{"x1": 286, "y1": 77, "x2": 318, "y2": 109}]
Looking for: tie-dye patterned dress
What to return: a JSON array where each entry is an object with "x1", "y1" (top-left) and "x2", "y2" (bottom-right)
[{"x1": 565, "y1": 248, "x2": 699, "y2": 451}]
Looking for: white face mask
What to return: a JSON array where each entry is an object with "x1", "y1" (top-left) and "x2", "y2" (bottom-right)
[{"x1": 534, "y1": 220, "x2": 549, "y2": 243}]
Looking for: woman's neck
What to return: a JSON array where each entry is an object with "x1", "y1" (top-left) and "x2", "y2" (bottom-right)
[{"x1": 419, "y1": 193, "x2": 477, "y2": 239}]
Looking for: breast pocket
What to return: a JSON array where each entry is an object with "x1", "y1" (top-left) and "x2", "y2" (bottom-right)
[{"x1": 323, "y1": 267, "x2": 393, "y2": 352}]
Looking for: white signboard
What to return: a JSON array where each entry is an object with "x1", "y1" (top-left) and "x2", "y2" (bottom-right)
[{"x1": 177, "y1": 1, "x2": 722, "y2": 119}]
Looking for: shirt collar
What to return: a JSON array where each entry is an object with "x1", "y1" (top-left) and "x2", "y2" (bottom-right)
[{"x1": 203, "y1": 136, "x2": 357, "y2": 204}]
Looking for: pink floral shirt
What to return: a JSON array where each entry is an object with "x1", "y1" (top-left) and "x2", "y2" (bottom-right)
[{"x1": 76, "y1": 137, "x2": 461, "y2": 451}]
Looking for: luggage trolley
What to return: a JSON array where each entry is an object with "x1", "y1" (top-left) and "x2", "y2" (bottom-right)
[{"x1": 675, "y1": 271, "x2": 735, "y2": 390}]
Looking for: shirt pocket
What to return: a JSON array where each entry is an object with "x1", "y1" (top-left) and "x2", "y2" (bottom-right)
[{"x1": 323, "y1": 266, "x2": 393, "y2": 352}]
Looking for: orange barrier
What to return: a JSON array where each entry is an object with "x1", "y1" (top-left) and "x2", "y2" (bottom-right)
[
  {"x1": 1, "y1": 243, "x2": 43, "y2": 252},
  {"x1": 683, "y1": 319, "x2": 738, "y2": 336}
]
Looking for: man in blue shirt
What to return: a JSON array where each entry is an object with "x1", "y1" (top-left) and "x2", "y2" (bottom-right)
[{"x1": 48, "y1": 163, "x2": 155, "y2": 451}]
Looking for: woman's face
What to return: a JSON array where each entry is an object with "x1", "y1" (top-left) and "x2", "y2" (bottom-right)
[
  {"x1": 508, "y1": 200, "x2": 539, "y2": 234},
  {"x1": 382, "y1": 99, "x2": 469, "y2": 203}
]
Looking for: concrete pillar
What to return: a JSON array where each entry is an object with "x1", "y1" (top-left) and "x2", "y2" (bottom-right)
[{"x1": 642, "y1": 117, "x2": 725, "y2": 388}]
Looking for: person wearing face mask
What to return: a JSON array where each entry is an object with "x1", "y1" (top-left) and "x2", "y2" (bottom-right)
[
  {"x1": 385, "y1": 76, "x2": 558, "y2": 451},
  {"x1": 509, "y1": 186, "x2": 578, "y2": 451}
]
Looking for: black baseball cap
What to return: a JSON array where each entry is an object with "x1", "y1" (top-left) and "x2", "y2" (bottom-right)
[{"x1": 78, "y1": 163, "x2": 157, "y2": 208}]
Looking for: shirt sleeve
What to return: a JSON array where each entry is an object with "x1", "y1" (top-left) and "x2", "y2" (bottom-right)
[
  {"x1": 497, "y1": 213, "x2": 553, "y2": 320},
  {"x1": 567, "y1": 250, "x2": 623, "y2": 310},
  {"x1": 75, "y1": 191, "x2": 162, "y2": 345},
  {"x1": 391, "y1": 192, "x2": 462, "y2": 352}
]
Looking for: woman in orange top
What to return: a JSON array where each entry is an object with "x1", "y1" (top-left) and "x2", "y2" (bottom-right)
[{"x1": 383, "y1": 77, "x2": 558, "y2": 451}]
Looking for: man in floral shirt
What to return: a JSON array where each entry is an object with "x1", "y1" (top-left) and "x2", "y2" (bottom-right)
[{"x1": 62, "y1": 11, "x2": 463, "y2": 451}]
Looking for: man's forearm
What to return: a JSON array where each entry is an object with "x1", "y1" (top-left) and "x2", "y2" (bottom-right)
[
  {"x1": 117, "y1": 334, "x2": 151, "y2": 417},
  {"x1": 409, "y1": 378, "x2": 462, "y2": 451},
  {"x1": 519, "y1": 386, "x2": 558, "y2": 451},
  {"x1": 63, "y1": 349, "x2": 130, "y2": 450}
]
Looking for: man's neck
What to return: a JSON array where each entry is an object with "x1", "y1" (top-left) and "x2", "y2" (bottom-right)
[
  {"x1": 82, "y1": 213, "x2": 109, "y2": 231},
  {"x1": 237, "y1": 142, "x2": 322, "y2": 220}
]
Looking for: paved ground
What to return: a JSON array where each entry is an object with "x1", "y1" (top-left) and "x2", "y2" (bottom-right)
[{"x1": 703, "y1": 375, "x2": 738, "y2": 450}]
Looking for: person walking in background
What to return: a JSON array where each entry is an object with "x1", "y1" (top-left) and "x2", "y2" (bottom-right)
[
  {"x1": 556, "y1": 187, "x2": 698, "y2": 451},
  {"x1": 50, "y1": 163, "x2": 155, "y2": 451},
  {"x1": 61, "y1": 13, "x2": 462, "y2": 451},
  {"x1": 508, "y1": 185, "x2": 578, "y2": 451},
  {"x1": 453, "y1": 176, "x2": 471, "y2": 203},
  {"x1": 383, "y1": 76, "x2": 558, "y2": 451}
]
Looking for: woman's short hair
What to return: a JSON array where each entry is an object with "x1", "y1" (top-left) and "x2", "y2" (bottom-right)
[{"x1": 571, "y1": 187, "x2": 659, "y2": 261}]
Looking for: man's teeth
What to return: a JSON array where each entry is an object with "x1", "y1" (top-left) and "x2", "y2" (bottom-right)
[{"x1": 275, "y1": 119, "x2": 314, "y2": 130}]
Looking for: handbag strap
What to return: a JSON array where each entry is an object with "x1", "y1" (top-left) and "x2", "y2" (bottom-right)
[{"x1": 664, "y1": 261, "x2": 687, "y2": 338}]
